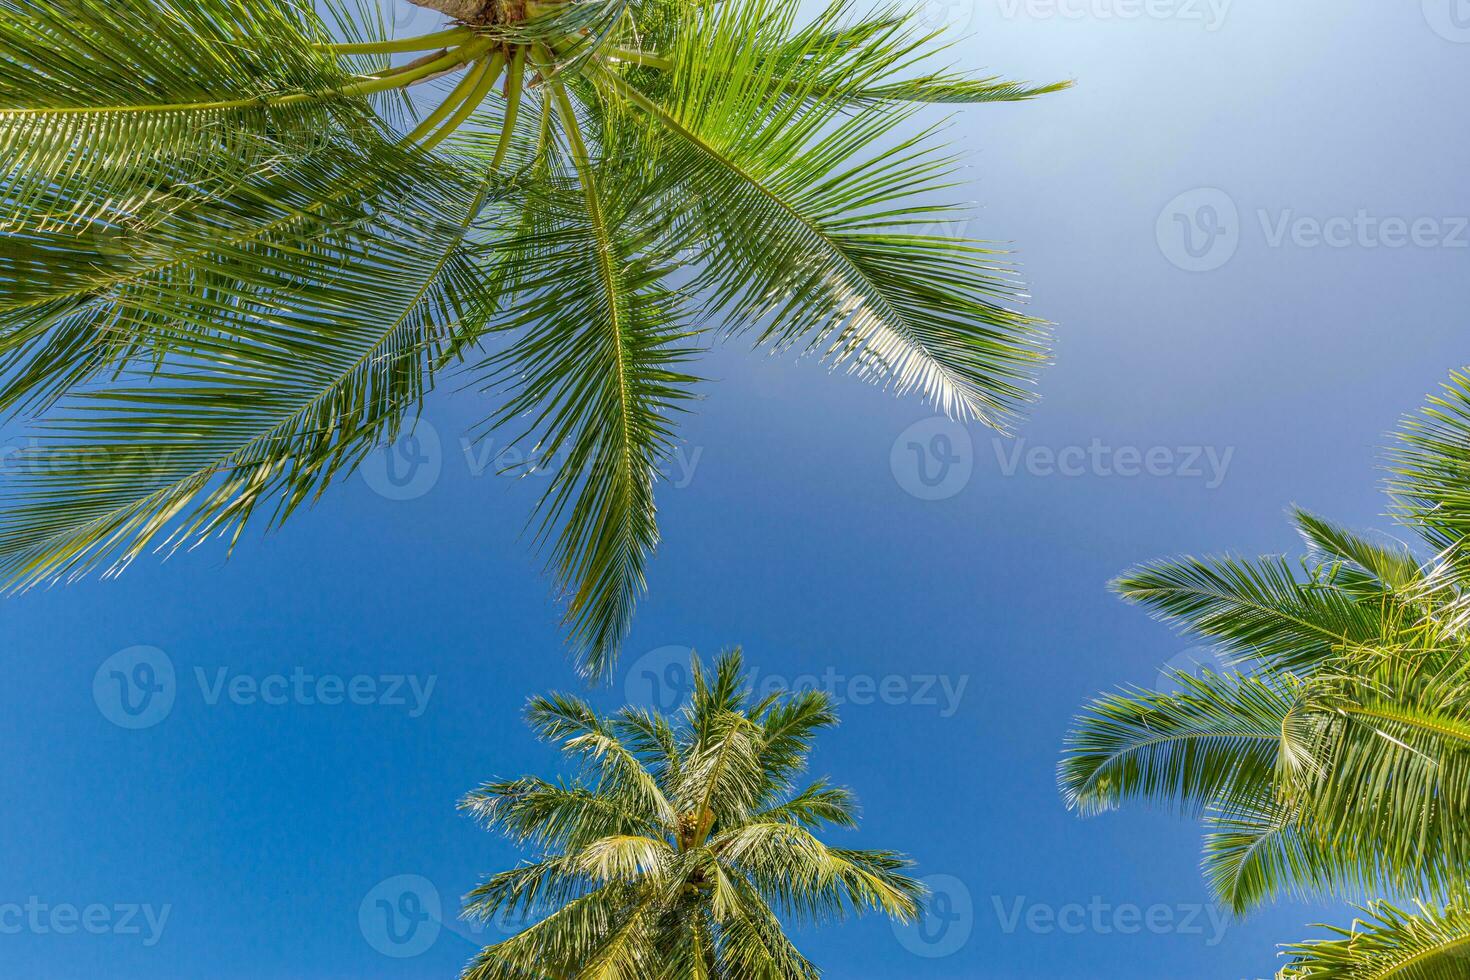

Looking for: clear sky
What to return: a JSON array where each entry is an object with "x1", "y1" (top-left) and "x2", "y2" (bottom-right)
[{"x1": 3, "y1": 2, "x2": 1468, "y2": 978}]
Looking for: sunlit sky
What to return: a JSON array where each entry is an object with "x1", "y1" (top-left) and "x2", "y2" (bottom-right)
[{"x1": 3, "y1": 2, "x2": 1469, "y2": 977}]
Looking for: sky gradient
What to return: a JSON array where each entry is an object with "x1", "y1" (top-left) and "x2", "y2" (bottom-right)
[{"x1": 3, "y1": 1, "x2": 1469, "y2": 977}]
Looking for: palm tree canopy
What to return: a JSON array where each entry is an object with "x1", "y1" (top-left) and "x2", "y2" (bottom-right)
[
  {"x1": 0, "y1": 0, "x2": 1066, "y2": 674},
  {"x1": 458, "y1": 648, "x2": 922, "y2": 979},
  {"x1": 1059, "y1": 371, "x2": 1470, "y2": 972}
]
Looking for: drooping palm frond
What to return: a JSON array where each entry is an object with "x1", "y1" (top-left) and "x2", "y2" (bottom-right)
[
  {"x1": 592, "y1": 0, "x2": 1051, "y2": 426},
  {"x1": 1112, "y1": 554, "x2": 1395, "y2": 673},
  {"x1": 0, "y1": 0, "x2": 382, "y2": 233},
  {"x1": 471, "y1": 86, "x2": 700, "y2": 677},
  {"x1": 1065, "y1": 373, "x2": 1470, "y2": 969},
  {"x1": 1, "y1": 0, "x2": 1066, "y2": 671},
  {"x1": 1201, "y1": 794, "x2": 1387, "y2": 916},
  {"x1": 0, "y1": 144, "x2": 494, "y2": 590},
  {"x1": 1059, "y1": 670, "x2": 1295, "y2": 818},
  {"x1": 1293, "y1": 508, "x2": 1426, "y2": 597},
  {"x1": 1389, "y1": 370, "x2": 1470, "y2": 562},
  {"x1": 459, "y1": 649, "x2": 921, "y2": 978},
  {"x1": 1279, "y1": 900, "x2": 1470, "y2": 980}
]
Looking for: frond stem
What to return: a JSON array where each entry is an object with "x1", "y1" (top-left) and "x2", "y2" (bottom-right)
[
  {"x1": 0, "y1": 44, "x2": 480, "y2": 118},
  {"x1": 491, "y1": 47, "x2": 528, "y2": 169},
  {"x1": 317, "y1": 27, "x2": 474, "y2": 55}
]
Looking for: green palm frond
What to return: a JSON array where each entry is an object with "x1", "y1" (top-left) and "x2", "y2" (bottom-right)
[
  {"x1": 1066, "y1": 386, "x2": 1470, "y2": 967},
  {"x1": 1279, "y1": 901, "x2": 1470, "y2": 980},
  {"x1": 1293, "y1": 508, "x2": 1426, "y2": 596},
  {"x1": 1113, "y1": 555, "x2": 1394, "y2": 673},
  {"x1": 0, "y1": 0, "x2": 378, "y2": 232},
  {"x1": 460, "y1": 649, "x2": 918, "y2": 977},
  {"x1": 474, "y1": 86, "x2": 700, "y2": 678},
  {"x1": 0, "y1": 146, "x2": 492, "y2": 590},
  {"x1": 1389, "y1": 370, "x2": 1470, "y2": 561},
  {"x1": 2, "y1": 0, "x2": 1066, "y2": 671},
  {"x1": 1059, "y1": 670, "x2": 1295, "y2": 817},
  {"x1": 595, "y1": 0, "x2": 1050, "y2": 426},
  {"x1": 1201, "y1": 794, "x2": 1384, "y2": 915}
]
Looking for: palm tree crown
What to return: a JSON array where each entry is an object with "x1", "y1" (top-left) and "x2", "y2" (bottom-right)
[
  {"x1": 1059, "y1": 371, "x2": 1470, "y2": 977},
  {"x1": 458, "y1": 649, "x2": 922, "y2": 978},
  {"x1": 0, "y1": 0, "x2": 1066, "y2": 673}
]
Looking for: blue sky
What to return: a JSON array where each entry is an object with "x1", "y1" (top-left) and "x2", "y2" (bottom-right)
[{"x1": 3, "y1": 2, "x2": 1469, "y2": 977}]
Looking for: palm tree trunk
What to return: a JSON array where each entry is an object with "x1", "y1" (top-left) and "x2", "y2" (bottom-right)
[{"x1": 405, "y1": 0, "x2": 494, "y2": 22}]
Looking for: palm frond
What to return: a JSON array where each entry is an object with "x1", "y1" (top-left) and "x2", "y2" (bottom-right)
[
  {"x1": 1059, "y1": 670, "x2": 1295, "y2": 816},
  {"x1": 1279, "y1": 900, "x2": 1470, "y2": 980},
  {"x1": 473, "y1": 86, "x2": 700, "y2": 676},
  {"x1": 596, "y1": 0, "x2": 1049, "y2": 426},
  {"x1": 0, "y1": 144, "x2": 492, "y2": 591},
  {"x1": 1113, "y1": 555, "x2": 1393, "y2": 673},
  {"x1": 0, "y1": 0, "x2": 381, "y2": 232},
  {"x1": 1388, "y1": 370, "x2": 1470, "y2": 562}
]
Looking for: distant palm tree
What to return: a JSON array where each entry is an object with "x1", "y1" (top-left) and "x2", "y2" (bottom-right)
[
  {"x1": 0, "y1": 0, "x2": 1066, "y2": 674},
  {"x1": 459, "y1": 649, "x2": 922, "y2": 978},
  {"x1": 1059, "y1": 372, "x2": 1470, "y2": 977}
]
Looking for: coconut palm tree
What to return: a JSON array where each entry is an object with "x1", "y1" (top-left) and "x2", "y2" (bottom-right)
[
  {"x1": 458, "y1": 648, "x2": 922, "y2": 978},
  {"x1": 0, "y1": 0, "x2": 1065, "y2": 674},
  {"x1": 1058, "y1": 372, "x2": 1470, "y2": 977}
]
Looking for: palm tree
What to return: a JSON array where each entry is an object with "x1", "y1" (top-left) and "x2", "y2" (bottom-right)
[
  {"x1": 458, "y1": 648, "x2": 922, "y2": 978},
  {"x1": 0, "y1": 0, "x2": 1066, "y2": 674},
  {"x1": 1058, "y1": 371, "x2": 1470, "y2": 977}
]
